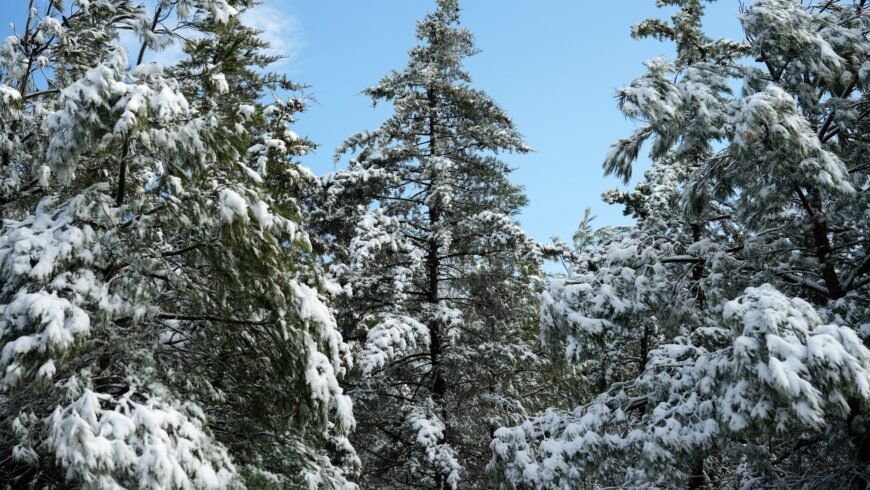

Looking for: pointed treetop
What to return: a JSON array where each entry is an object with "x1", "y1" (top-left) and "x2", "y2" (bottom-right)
[{"x1": 409, "y1": 0, "x2": 476, "y2": 77}]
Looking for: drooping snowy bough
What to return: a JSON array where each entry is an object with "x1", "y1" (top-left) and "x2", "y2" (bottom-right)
[
  {"x1": 0, "y1": 1, "x2": 355, "y2": 487},
  {"x1": 491, "y1": 1, "x2": 870, "y2": 488}
]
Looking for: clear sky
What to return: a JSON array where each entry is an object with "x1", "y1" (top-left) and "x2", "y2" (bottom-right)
[{"x1": 0, "y1": 0, "x2": 746, "y2": 243}]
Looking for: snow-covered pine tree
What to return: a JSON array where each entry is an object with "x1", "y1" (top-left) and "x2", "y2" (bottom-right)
[
  {"x1": 0, "y1": 1, "x2": 355, "y2": 488},
  {"x1": 311, "y1": 1, "x2": 546, "y2": 487},
  {"x1": 492, "y1": 0, "x2": 870, "y2": 488}
]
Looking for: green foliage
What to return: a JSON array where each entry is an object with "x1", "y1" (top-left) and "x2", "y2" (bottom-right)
[
  {"x1": 492, "y1": 1, "x2": 870, "y2": 488},
  {"x1": 0, "y1": 1, "x2": 354, "y2": 488},
  {"x1": 308, "y1": 1, "x2": 551, "y2": 488}
]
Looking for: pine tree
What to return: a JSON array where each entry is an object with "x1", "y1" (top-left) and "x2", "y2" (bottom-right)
[
  {"x1": 492, "y1": 0, "x2": 870, "y2": 488},
  {"x1": 0, "y1": 1, "x2": 355, "y2": 487},
  {"x1": 312, "y1": 1, "x2": 545, "y2": 487}
]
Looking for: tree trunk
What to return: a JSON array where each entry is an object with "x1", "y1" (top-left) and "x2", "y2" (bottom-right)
[
  {"x1": 426, "y1": 86, "x2": 447, "y2": 490},
  {"x1": 849, "y1": 399, "x2": 870, "y2": 489},
  {"x1": 796, "y1": 186, "x2": 844, "y2": 299},
  {"x1": 426, "y1": 86, "x2": 445, "y2": 402},
  {"x1": 687, "y1": 457, "x2": 705, "y2": 490}
]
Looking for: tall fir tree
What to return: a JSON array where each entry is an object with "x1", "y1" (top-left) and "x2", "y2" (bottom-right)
[
  {"x1": 0, "y1": 0, "x2": 355, "y2": 487},
  {"x1": 492, "y1": 0, "x2": 870, "y2": 488},
  {"x1": 312, "y1": 1, "x2": 546, "y2": 487}
]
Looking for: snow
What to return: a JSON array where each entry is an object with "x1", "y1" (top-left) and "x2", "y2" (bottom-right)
[
  {"x1": 2, "y1": 0, "x2": 868, "y2": 487},
  {"x1": 48, "y1": 389, "x2": 236, "y2": 489},
  {"x1": 505, "y1": 278, "x2": 870, "y2": 487},
  {"x1": 250, "y1": 201, "x2": 274, "y2": 230},
  {"x1": 217, "y1": 189, "x2": 248, "y2": 224},
  {"x1": 361, "y1": 316, "x2": 429, "y2": 374},
  {"x1": 0, "y1": 0, "x2": 365, "y2": 487},
  {"x1": 407, "y1": 407, "x2": 462, "y2": 489},
  {"x1": 0, "y1": 84, "x2": 20, "y2": 102},
  {"x1": 237, "y1": 104, "x2": 256, "y2": 119},
  {"x1": 207, "y1": 0, "x2": 239, "y2": 24},
  {"x1": 210, "y1": 73, "x2": 229, "y2": 94},
  {"x1": 0, "y1": 289, "x2": 90, "y2": 386}
]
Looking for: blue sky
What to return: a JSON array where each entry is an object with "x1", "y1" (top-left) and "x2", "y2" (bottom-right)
[
  {"x1": 281, "y1": 1, "x2": 745, "y2": 244},
  {"x1": 0, "y1": 0, "x2": 745, "y2": 243}
]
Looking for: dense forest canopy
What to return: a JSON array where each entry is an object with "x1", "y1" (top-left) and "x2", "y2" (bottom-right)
[{"x1": 0, "y1": 0, "x2": 868, "y2": 489}]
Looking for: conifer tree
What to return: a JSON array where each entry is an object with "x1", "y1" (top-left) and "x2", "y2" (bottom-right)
[
  {"x1": 313, "y1": 1, "x2": 545, "y2": 487},
  {"x1": 492, "y1": 0, "x2": 870, "y2": 488},
  {"x1": 0, "y1": 1, "x2": 354, "y2": 487}
]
